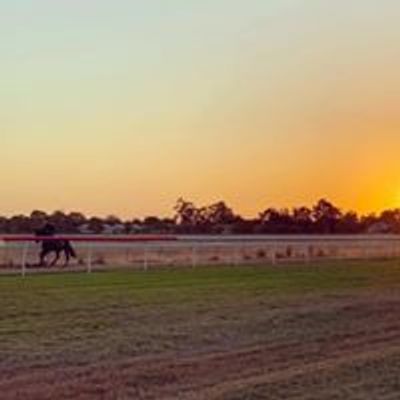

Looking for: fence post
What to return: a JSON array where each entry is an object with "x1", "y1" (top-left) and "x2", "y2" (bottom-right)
[
  {"x1": 232, "y1": 245, "x2": 238, "y2": 266},
  {"x1": 143, "y1": 246, "x2": 149, "y2": 271},
  {"x1": 304, "y1": 245, "x2": 310, "y2": 264},
  {"x1": 270, "y1": 246, "x2": 277, "y2": 265},
  {"x1": 191, "y1": 245, "x2": 197, "y2": 268},
  {"x1": 87, "y1": 244, "x2": 93, "y2": 274},
  {"x1": 230, "y1": 245, "x2": 235, "y2": 266},
  {"x1": 21, "y1": 242, "x2": 30, "y2": 278}
]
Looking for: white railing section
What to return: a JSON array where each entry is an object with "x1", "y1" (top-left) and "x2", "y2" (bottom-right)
[{"x1": 1, "y1": 234, "x2": 400, "y2": 276}]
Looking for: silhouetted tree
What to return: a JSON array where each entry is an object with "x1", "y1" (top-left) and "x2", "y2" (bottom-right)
[
  {"x1": 292, "y1": 206, "x2": 313, "y2": 233},
  {"x1": 87, "y1": 217, "x2": 104, "y2": 234},
  {"x1": 336, "y1": 211, "x2": 361, "y2": 234},
  {"x1": 68, "y1": 212, "x2": 87, "y2": 230},
  {"x1": 377, "y1": 209, "x2": 400, "y2": 233},
  {"x1": 2, "y1": 197, "x2": 400, "y2": 235},
  {"x1": 259, "y1": 208, "x2": 294, "y2": 233},
  {"x1": 312, "y1": 199, "x2": 342, "y2": 233},
  {"x1": 174, "y1": 198, "x2": 203, "y2": 233}
]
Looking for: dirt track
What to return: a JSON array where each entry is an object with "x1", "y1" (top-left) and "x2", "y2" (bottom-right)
[{"x1": 2, "y1": 290, "x2": 400, "y2": 400}]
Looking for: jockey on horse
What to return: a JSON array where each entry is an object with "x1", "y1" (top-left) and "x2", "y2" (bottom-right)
[{"x1": 35, "y1": 223, "x2": 77, "y2": 267}]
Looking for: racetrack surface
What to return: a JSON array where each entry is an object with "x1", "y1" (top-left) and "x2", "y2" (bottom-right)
[{"x1": 1, "y1": 261, "x2": 400, "y2": 399}]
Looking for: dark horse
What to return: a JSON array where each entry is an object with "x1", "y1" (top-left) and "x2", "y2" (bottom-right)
[{"x1": 35, "y1": 224, "x2": 77, "y2": 267}]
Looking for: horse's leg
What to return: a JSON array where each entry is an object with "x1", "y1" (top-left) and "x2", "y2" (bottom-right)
[
  {"x1": 50, "y1": 250, "x2": 60, "y2": 267},
  {"x1": 39, "y1": 249, "x2": 47, "y2": 267},
  {"x1": 63, "y1": 249, "x2": 70, "y2": 267}
]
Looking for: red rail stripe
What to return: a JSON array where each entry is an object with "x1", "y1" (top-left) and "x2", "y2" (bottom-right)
[{"x1": 0, "y1": 235, "x2": 179, "y2": 243}]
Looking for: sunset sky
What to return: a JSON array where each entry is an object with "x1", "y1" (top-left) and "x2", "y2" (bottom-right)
[{"x1": 2, "y1": 1, "x2": 400, "y2": 218}]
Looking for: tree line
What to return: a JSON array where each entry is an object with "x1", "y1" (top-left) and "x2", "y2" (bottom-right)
[{"x1": 0, "y1": 198, "x2": 399, "y2": 235}]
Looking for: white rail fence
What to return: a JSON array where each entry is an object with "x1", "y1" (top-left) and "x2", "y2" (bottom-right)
[{"x1": 1, "y1": 235, "x2": 400, "y2": 276}]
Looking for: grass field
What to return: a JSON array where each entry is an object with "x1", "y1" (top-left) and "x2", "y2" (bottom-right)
[{"x1": 1, "y1": 260, "x2": 400, "y2": 399}]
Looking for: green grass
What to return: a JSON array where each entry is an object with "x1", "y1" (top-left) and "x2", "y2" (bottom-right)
[{"x1": 1, "y1": 260, "x2": 400, "y2": 371}]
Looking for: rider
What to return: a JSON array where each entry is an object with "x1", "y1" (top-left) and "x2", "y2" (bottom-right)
[
  {"x1": 40, "y1": 222, "x2": 56, "y2": 236},
  {"x1": 35, "y1": 222, "x2": 76, "y2": 267}
]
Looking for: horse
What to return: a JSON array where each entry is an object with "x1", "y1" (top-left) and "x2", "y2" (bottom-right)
[{"x1": 35, "y1": 226, "x2": 77, "y2": 267}]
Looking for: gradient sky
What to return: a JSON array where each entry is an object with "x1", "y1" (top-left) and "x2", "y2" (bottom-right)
[{"x1": 2, "y1": 1, "x2": 400, "y2": 218}]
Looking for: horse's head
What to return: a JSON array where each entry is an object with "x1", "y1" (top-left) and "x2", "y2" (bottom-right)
[
  {"x1": 34, "y1": 224, "x2": 55, "y2": 243},
  {"x1": 43, "y1": 223, "x2": 56, "y2": 235}
]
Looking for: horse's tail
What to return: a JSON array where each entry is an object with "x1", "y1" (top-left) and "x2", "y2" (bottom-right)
[{"x1": 65, "y1": 241, "x2": 77, "y2": 258}]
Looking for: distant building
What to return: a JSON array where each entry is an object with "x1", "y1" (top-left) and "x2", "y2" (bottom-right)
[
  {"x1": 77, "y1": 223, "x2": 92, "y2": 234},
  {"x1": 366, "y1": 222, "x2": 391, "y2": 234},
  {"x1": 129, "y1": 223, "x2": 144, "y2": 234},
  {"x1": 77, "y1": 223, "x2": 125, "y2": 235},
  {"x1": 102, "y1": 223, "x2": 126, "y2": 235}
]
